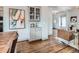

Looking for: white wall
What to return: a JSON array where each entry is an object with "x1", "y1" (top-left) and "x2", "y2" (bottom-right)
[
  {"x1": 41, "y1": 7, "x2": 48, "y2": 40},
  {"x1": 41, "y1": 7, "x2": 53, "y2": 36},
  {"x1": 0, "y1": 7, "x2": 3, "y2": 16},
  {"x1": 48, "y1": 7, "x2": 53, "y2": 35},
  {"x1": 3, "y1": 6, "x2": 53, "y2": 41}
]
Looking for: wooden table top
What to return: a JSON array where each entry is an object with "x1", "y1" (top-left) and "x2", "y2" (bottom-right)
[{"x1": 0, "y1": 31, "x2": 17, "y2": 53}]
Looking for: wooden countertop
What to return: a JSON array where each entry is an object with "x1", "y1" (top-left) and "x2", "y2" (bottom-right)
[{"x1": 0, "y1": 31, "x2": 17, "y2": 53}]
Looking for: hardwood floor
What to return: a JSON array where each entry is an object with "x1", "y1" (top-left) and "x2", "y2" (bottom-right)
[{"x1": 16, "y1": 36, "x2": 79, "y2": 53}]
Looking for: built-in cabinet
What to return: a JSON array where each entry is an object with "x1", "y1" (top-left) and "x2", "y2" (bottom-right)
[
  {"x1": 29, "y1": 7, "x2": 40, "y2": 22},
  {"x1": 29, "y1": 7, "x2": 42, "y2": 41}
]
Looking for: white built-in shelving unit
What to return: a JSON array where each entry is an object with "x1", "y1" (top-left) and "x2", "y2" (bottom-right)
[{"x1": 29, "y1": 7, "x2": 42, "y2": 41}]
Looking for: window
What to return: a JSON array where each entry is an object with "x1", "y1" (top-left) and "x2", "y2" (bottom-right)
[{"x1": 59, "y1": 16, "x2": 66, "y2": 27}]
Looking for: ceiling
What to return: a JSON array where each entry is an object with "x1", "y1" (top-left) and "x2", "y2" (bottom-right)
[{"x1": 49, "y1": 6, "x2": 75, "y2": 14}]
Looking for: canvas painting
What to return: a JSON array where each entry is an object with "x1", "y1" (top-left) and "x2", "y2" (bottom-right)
[{"x1": 9, "y1": 8, "x2": 25, "y2": 29}]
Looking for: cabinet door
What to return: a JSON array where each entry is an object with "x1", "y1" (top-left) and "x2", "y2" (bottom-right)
[
  {"x1": 36, "y1": 28, "x2": 41, "y2": 39},
  {"x1": 30, "y1": 27, "x2": 42, "y2": 41},
  {"x1": 29, "y1": 7, "x2": 40, "y2": 22},
  {"x1": 30, "y1": 28, "x2": 36, "y2": 39}
]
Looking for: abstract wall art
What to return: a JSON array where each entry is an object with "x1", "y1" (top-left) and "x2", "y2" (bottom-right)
[
  {"x1": 70, "y1": 16, "x2": 77, "y2": 23},
  {"x1": 9, "y1": 8, "x2": 25, "y2": 29}
]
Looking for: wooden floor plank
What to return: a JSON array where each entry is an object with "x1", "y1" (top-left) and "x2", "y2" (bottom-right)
[
  {"x1": 16, "y1": 36, "x2": 78, "y2": 53},
  {"x1": 58, "y1": 46, "x2": 76, "y2": 53}
]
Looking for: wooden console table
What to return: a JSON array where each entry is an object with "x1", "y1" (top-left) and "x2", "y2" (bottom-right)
[{"x1": 0, "y1": 31, "x2": 18, "y2": 53}]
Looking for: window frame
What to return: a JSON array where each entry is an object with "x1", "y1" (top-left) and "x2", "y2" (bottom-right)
[{"x1": 59, "y1": 15, "x2": 67, "y2": 28}]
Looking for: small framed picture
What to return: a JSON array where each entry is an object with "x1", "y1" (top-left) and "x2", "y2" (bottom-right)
[{"x1": 70, "y1": 16, "x2": 77, "y2": 22}]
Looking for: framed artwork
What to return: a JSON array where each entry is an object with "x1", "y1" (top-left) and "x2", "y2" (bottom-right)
[
  {"x1": 9, "y1": 8, "x2": 25, "y2": 29},
  {"x1": 70, "y1": 16, "x2": 77, "y2": 22}
]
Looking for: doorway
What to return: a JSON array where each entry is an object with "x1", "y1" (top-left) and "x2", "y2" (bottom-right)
[{"x1": 0, "y1": 16, "x2": 3, "y2": 32}]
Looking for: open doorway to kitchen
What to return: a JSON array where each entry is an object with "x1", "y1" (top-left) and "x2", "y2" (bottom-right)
[
  {"x1": 0, "y1": 16, "x2": 3, "y2": 32},
  {"x1": 0, "y1": 7, "x2": 3, "y2": 32}
]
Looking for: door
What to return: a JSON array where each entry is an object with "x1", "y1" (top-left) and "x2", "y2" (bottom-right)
[{"x1": 0, "y1": 16, "x2": 3, "y2": 32}]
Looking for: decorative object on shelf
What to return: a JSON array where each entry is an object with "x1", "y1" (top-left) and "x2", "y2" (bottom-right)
[
  {"x1": 9, "y1": 8, "x2": 25, "y2": 29},
  {"x1": 30, "y1": 22, "x2": 38, "y2": 28},
  {"x1": 69, "y1": 25, "x2": 74, "y2": 30},
  {"x1": 70, "y1": 16, "x2": 77, "y2": 22}
]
